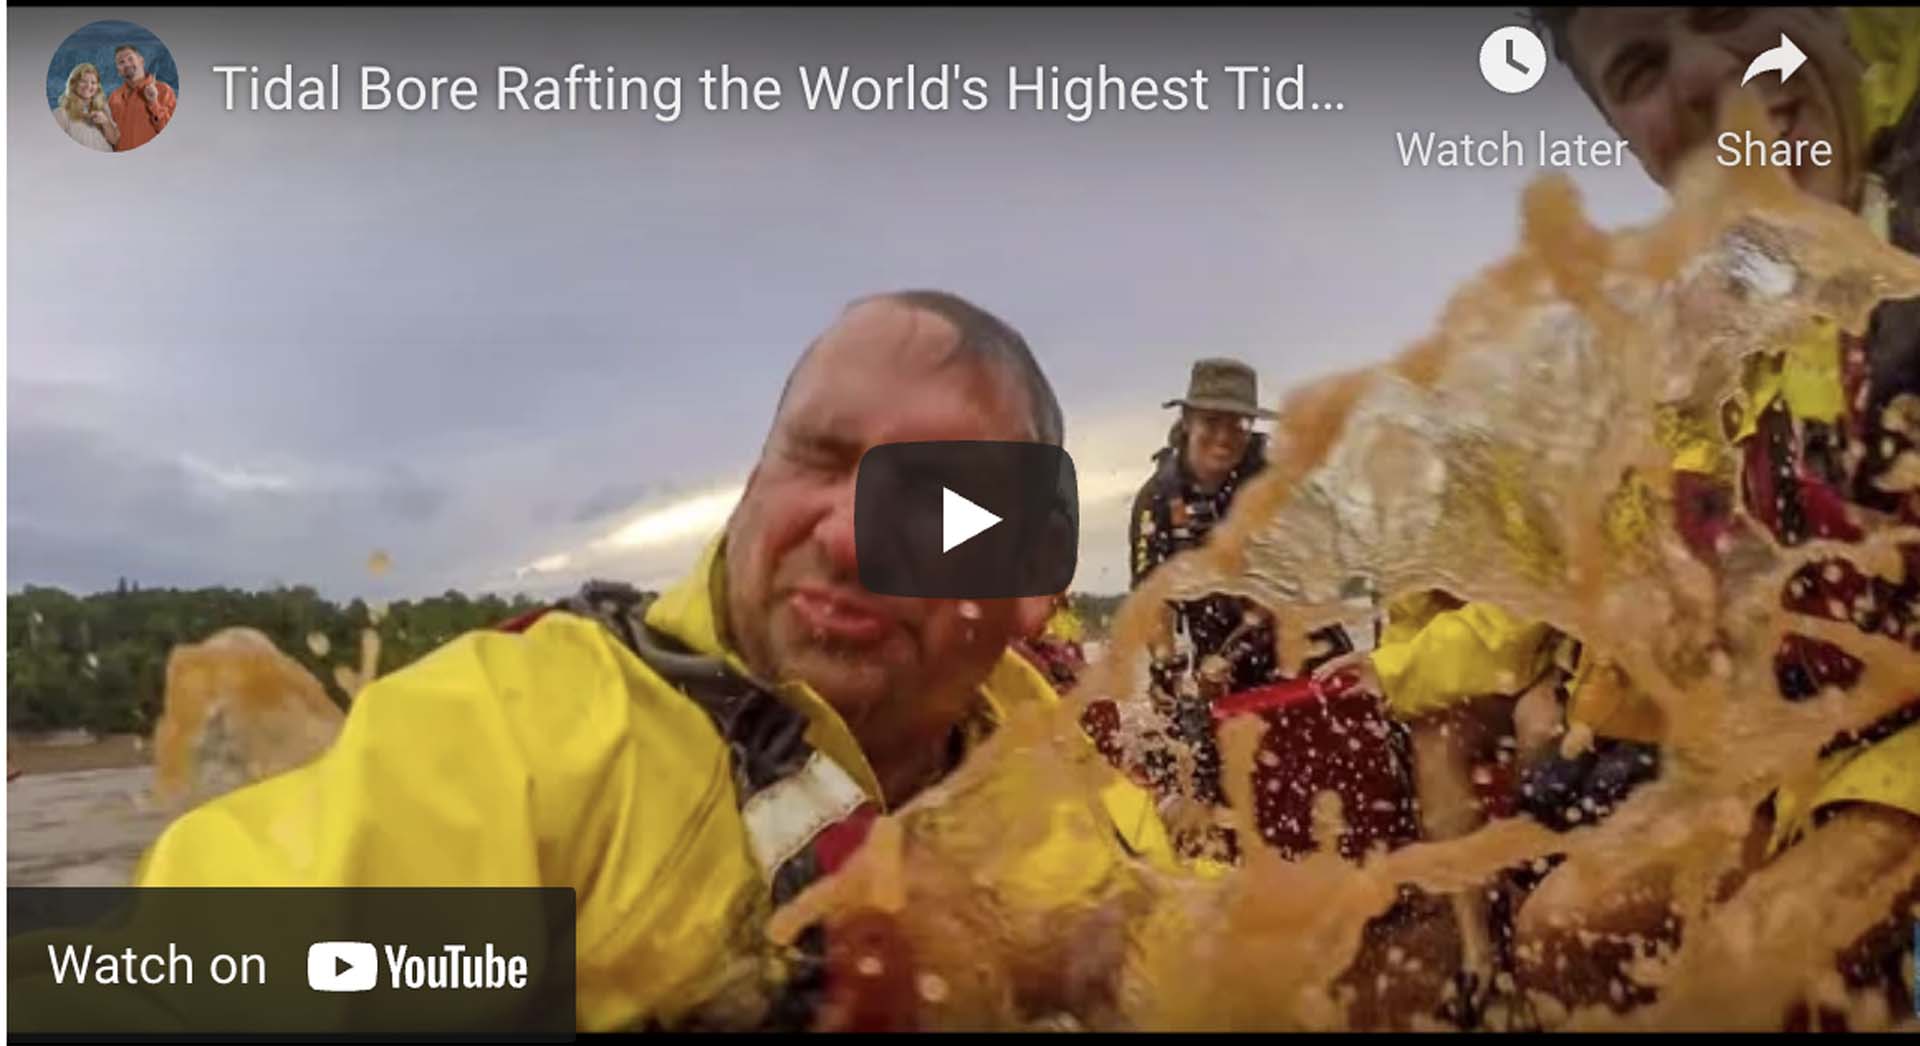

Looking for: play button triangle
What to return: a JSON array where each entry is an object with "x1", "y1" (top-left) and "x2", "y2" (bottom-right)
[{"x1": 942, "y1": 487, "x2": 1001, "y2": 553}]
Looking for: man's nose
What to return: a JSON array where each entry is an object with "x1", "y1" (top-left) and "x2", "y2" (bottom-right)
[
  {"x1": 814, "y1": 476, "x2": 860, "y2": 577},
  {"x1": 1668, "y1": 34, "x2": 1745, "y2": 130}
]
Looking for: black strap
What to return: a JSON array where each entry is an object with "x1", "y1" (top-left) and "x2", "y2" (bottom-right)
[
  {"x1": 554, "y1": 580, "x2": 831, "y2": 1030},
  {"x1": 556, "y1": 581, "x2": 816, "y2": 799}
]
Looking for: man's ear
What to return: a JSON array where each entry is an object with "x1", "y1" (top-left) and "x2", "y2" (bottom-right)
[
  {"x1": 722, "y1": 465, "x2": 763, "y2": 540},
  {"x1": 1011, "y1": 593, "x2": 1055, "y2": 639}
]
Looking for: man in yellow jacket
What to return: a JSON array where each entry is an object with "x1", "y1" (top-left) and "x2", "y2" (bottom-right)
[{"x1": 128, "y1": 289, "x2": 1171, "y2": 1030}]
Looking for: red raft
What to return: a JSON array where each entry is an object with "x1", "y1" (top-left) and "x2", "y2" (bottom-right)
[{"x1": 1084, "y1": 667, "x2": 1423, "y2": 863}]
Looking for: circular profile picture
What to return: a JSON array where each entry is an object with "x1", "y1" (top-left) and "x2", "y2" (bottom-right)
[{"x1": 46, "y1": 19, "x2": 179, "y2": 154}]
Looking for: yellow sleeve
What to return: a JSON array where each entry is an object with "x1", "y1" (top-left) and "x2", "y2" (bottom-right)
[
  {"x1": 1849, "y1": 7, "x2": 1920, "y2": 141},
  {"x1": 1370, "y1": 596, "x2": 1555, "y2": 719},
  {"x1": 1811, "y1": 721, "x2": 1920, "y2": 819},
  {"x1": 1731, "y1": 317, "x2": 1845, "y2": 442},
  {"x1": 1770, "y1": 719, "x2": 1920, "y2": 855},
  {"x1": 136, "y1": 612, "x2": 759, "y2": 1031},
  {"x1": 1047, "y1": 607, "x2": 1086, "y2": 644}
]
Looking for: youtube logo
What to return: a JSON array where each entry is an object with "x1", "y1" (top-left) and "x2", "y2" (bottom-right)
[
  {"x1": 854, "y1": 441, "x2": 1077, "y2": 599},
  {"x1": 307, "y1": 941, "x2": 377, "y2": 992}
]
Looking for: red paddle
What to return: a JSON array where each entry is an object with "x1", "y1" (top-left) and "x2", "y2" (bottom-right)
[{"x1": 1210, "y1": 668, "x2": 1364, "y2": 720}]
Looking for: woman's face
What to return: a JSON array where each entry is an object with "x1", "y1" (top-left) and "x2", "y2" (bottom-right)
[
  {"x1": 1183, "y1": 409, "x2": 1252, "y2": 490},
  {"x1": 75, "y1": 70, "x2": 99, "y2": 101}
]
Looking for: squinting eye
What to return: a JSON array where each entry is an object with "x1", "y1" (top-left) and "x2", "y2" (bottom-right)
[
  {"x1": 786, "y1": 439, "x2": 852, "y2": 474},
  {"x1": 1613, "y1": 56, "x2": 1662, "y2": 103}
]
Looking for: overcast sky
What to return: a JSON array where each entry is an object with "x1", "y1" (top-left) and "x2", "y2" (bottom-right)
[{"x1": 8, "y1": 7, "x2": 1664, "y2": 602}]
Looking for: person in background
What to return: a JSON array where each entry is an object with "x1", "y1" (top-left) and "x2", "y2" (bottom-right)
[
  {"x1": 1074, "y1": 358, "x2": 1472, "y2": 1028},
  {"x1": 106, "y1": 44, "x2": 174, "y2": 152},
  {"x1": 52, "y1": 63, "x2": 119, "y2": 152},
  {"x1": 1093, "y1": 358, "x2": 1282, "y2": 845},
  {"x1": 1084, "y1": 358, "x2": 1420, "y2": 867}
]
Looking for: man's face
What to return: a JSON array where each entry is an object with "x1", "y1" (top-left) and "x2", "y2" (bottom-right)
[
  {"x1": 724, "y1": 300, "x2": 1054, "y2": 734},
  {"x1": 115, "y1": 49, "x2": 145, "y2": 82},
  {"x1": 1568, "y1": 7, "x2": 1865, "y2": 205},
  {"x1": 1183, "y1": 408, "x2": 1253, "y2": 490}
]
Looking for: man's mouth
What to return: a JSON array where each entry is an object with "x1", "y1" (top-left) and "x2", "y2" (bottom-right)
[{"x1": 787, "y1": 586, "x2": 893, "y2": 644}]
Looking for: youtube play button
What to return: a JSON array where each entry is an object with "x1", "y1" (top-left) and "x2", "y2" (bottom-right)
[
  {"x1": 855, "y1": 441, "x2": 1077, "y2": 599},
  {"x1": 307, "y1": 940, "x2": 378, "y2": 992}
]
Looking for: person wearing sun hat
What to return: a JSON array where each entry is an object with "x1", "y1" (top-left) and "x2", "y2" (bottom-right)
[
  {"x1": 1078, "y1": 360, "x2": 1279, "y2": 833},
  {"x1": 1076, "y1": 358, "x2": 1422, "y2": 872},
  {"x1": 1134, "y1": 357, "x2": 1281, "y2": 696}
]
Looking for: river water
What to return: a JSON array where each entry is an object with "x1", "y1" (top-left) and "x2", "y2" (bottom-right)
[{"x1": 8, "y1": 766, "x2": 172, "y2": 886}]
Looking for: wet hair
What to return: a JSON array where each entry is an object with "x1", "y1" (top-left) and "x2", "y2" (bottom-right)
[
  {"x1": 1527, "y1": 7, "x2": 1600, "y2": 102},
  {"x1": 1528, "y1": 7, "x2": 1579, "y2": 63},
  {"x1": 779, "y1": 289, "x2": 1065, "y2": 446}
]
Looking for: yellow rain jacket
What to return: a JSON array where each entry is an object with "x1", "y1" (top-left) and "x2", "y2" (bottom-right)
[
  {"x1": 133, "y1": 538, "x2": 1172, "y2": 1030},
  {"x1": 1371, "y1": 592, "x2": 1555, "y2": 720},
  {"x1": 1043, "y1": 602, "x2": 1086, "y2": 645}
]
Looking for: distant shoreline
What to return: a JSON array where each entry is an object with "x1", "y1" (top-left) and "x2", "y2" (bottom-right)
[{"x1": 8, "y1": 733, "x2": 149, "y2": 775}]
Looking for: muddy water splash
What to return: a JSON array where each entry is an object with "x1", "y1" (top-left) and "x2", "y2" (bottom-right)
[
  {"x1": 772, "y1": 105, "x2": 1920, "y2": 1031},
  {"x1": 150, "y1": 628, "x2": 346, "y2": 809},
  {"x1": 151, "y1": 551, "x2": 395, "y2": 807}
]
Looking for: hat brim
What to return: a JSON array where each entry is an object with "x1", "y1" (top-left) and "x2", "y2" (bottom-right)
[{"x1": 1162, "y1": 397, "x2": 1278, "y2": 420}]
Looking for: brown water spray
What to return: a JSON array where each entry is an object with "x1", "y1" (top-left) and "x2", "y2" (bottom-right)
[{"x1": 772, "y1": 97, "x2": 1920, "y2": 1031}]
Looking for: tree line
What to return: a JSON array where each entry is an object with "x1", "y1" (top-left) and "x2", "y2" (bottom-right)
[
  {"x1": 7, "y1": 582, "x2": 1137, "y2": 736},
  {"x1": 7, "y1": 580, "x2": 543, "y2": 735},
  {"x1": 1066, "y1": 592, "x2": 1127, "y2": 638}
]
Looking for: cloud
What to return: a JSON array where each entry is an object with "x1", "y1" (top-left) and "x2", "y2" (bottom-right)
[
  {"x1": 374, "y1": 465, "x2": 451, "y2": 523},
  {"x1": 9, "y1": 425, "x2": 237, "y2": 591},
  {"x1": 570, "y1": 479, "x2": 661, "y2": 525},
  {"x1": 8, "y1": 6, "x2": 1668, "y2": 604},
  {"x1": 179, "y1": 454, "x2": 297, "y2": 494},
  {"x1": 511, "y1": 483, "x2": 744, "y2": 584},
  {"x1": 527, "y1": 553, "x2": 573, "y2": 573},
  {"x1": 10, "y1": 422, "x2": 476, "y2": 598},
  {"x1": 596, "y1": 486, "x2": 743, "y2": 551}
]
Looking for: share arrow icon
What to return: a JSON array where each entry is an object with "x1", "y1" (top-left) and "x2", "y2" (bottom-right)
[{"x1": 1741, "y1": 34, "x2": 1807, "y2": 87}]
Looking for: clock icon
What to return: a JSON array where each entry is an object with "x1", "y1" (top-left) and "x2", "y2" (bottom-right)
[{"x1": 1480, "y1": 26, "x2": 1548, "y2": 94}]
